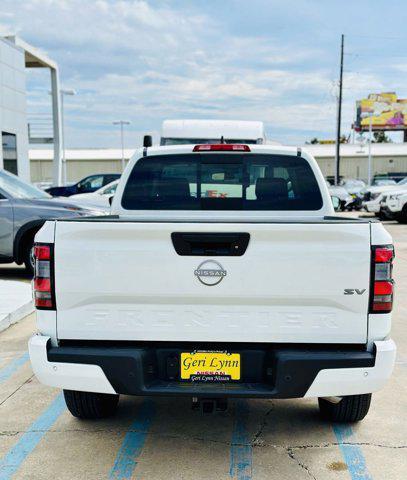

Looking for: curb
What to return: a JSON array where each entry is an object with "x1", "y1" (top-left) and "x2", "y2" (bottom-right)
[{"x1": 0, "y1": 300, "x2": 34, "y2": 333}]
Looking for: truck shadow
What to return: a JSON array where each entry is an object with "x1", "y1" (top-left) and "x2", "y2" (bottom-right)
[
  {"x1": 112, "y1": 395, "x2": 325, "y2": 448},
  {"x1": 0, "y1": 264, "x2": 32, "y2": 282}
]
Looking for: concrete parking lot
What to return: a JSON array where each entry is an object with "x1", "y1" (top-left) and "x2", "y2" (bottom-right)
[{"x1": 0, "y1": 220, "x2": 406, "y2": 480}]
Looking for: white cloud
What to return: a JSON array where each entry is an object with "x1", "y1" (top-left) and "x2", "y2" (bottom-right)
[{"x1": 0, "y1": 0, "x2": 400, "y2": 146}]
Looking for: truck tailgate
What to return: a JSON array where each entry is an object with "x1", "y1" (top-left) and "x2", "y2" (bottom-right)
[{"x1": 54, "y1": 221, "x2": 371, "y2": 344}]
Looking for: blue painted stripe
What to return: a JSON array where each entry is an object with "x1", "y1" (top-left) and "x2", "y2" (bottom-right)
[
  {"x1": 109, "y1": 399, "x2": 155, "y2": 480},
  {"x1": 333, "y1": 424, "x2": 373, "y2": 480},
  {"x1": 229, "y1": 400, "x2": 252, "y2": 480},
  {"x1": 0, "y1": 352, "x2": 29, "y2": 384},
  {"x1": 0, "y1": 393, "x2": 65, "y2": 479}
]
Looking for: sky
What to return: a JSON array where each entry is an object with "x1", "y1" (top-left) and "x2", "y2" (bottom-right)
[{"x1": 1, "y1": 0, "x2": 407, "y2": 148}]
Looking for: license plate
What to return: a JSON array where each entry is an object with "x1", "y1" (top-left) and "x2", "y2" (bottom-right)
[{"x1": 180, "y1": 351, "x2": 240, "y2": 382}]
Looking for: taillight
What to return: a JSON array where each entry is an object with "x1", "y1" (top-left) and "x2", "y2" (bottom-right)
[
  {"x1": 370, "y1": 245, "x2": 394, "y2": 313},
  {"x1": 33, "y1": 243, "x2": 55, "y2": 310},
  {"x1": 193, "y1": 144, "x2": 251, "y2": 152},
  {"x1": 375, "y1": 247, "x2": 394, "y2": 263},
  {"x1": 34, "y1": 245, "x2": 51, "y2": 260}
]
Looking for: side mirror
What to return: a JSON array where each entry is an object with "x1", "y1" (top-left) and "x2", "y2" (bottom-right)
[
  {"x1": 143, "y1": 135, "x2": 153, "y2": 147},
  {"x1": 108, "y1": 195, "x2": 114, "y2": 206},
  {"x1": 331, "y1": 196, "x2": 341, "y2": 212}
]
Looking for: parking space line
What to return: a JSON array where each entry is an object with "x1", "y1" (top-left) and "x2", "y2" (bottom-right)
[
  {"x1": 229, "y1": 400, "x2": 252, "y2": 480},
  {"x1": 109, "y1": 399, "x2": 156, "y2": 480},
  {"x1": 0, "y1": 352, "x2": 29, "y2": 384},
  {"x1": 333, "y1": 424, "x2": 373, "y2": 480},
  {"x1": 0, "y1": 393, "x2": 65, "y2": 479}
]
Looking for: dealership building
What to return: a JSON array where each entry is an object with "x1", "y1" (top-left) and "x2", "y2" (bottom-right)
[
  {"x1": 28, "y1": 143, "x2": 407, "y2": 184},
  {"x1": 0, "y1": 36, "x2": 63, "y2": 183},
  {"x1": 305, "y1": 143, "x2": 407, "y2": 180}
]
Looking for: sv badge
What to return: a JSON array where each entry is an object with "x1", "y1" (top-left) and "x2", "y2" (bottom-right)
[{"x1": 344, "y1": 289, "x2": 366, "y2": 295}]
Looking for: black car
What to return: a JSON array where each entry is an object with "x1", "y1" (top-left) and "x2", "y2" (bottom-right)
[{"x1": 46, "y1": 173, "x2": 121, "y2": 197}]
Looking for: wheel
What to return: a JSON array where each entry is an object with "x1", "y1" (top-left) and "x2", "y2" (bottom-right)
[
  {"x1": 397, "y1": 205, "x2": 407, "y2": 224},
  {"x1": 23, "y1": 242, "x2": 35, "y2": 275},
  {"x1": 318, "y1": 394, "x2": 372, "y2": 422},
  {"x1": 63, "y1": 390, "x2": 119, "y2": 419}
]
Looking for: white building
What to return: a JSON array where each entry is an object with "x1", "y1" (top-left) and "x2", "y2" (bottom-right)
[
  {"x1": 29, "y1": 148, "x2": 135, "y2": 184},
  {"x1": 0, "y1": 36, "x2": 62, "y2": 183},
  {"x1": 28, "y1": 143, "x2": 407, "y2": 184},
  {"x1": 304, "y1": 143, "x2": 407, "y2": 180},
  {"x1": 0, "y1": 37, "x2": 29, "y2": 180}
]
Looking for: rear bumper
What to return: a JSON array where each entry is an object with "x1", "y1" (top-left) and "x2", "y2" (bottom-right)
[
  {"x1": 28, "y1": 335, "x2": 396, "y2": 399},
  {"x1": 363, "y1": 200, "x2": 381, "y2": 213}
]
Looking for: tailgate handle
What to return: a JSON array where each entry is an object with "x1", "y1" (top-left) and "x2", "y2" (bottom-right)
[{"x1": 171, "y1": 232, "x2": 250, "y2": 256}]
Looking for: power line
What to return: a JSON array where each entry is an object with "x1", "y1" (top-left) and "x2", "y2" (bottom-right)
[
  {"x1": 345, "y1": 34, "x2": 407, "y2": 41},
  {"x1": 345, "y1": 53, "x2": 407, "y2": 58}
]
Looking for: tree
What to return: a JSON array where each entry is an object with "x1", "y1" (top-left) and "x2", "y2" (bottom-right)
[
  {"x1": 373, "y1": 131, "x2": 392, "y2": 143},
  {"x1": 305, "y1": 136, "x2": 348, "y2": 144}
]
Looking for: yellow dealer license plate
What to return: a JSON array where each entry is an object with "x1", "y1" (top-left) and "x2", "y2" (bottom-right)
[{"x1": 180, "y1": 351, "x2": 240, "y2": 382}]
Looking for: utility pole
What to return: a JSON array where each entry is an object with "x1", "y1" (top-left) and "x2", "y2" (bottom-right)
[
  {"x1": 113, "y1": 121, "x2": 130, "y2": 172},
  {"x1": 335, "y1": 34, "x2": 344, "y2": 185}
]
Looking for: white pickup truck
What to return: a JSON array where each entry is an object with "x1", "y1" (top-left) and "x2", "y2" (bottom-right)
[{"x1": 29, "y1": 143, "x2": 396, "y2": 422}]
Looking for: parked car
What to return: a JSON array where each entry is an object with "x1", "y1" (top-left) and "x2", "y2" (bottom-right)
[
  {"x1": 33, "y1": 181, "x2": 54, "y2": 191},
  {"x1": 340, "y1": 179, "x2": 366, "y2": 210},
  {"x1": 372, "y1": 179, "x2": 397, "y2": 186},
  {"x1": 45, "y1": 173, "x2": 120, "y2": 197},
  {"x1": 380, "y1": 190, "x2": 407, "y2": 223},
  {"x1": 362, "y1": 177, "x2": 407, "y2": 214},
  {"x1": 0, "y1": 169, "x2": 104, "y2": 274},
  {"x1": 373, "y1": 173, "x2": 407, "y2": 184},
  {"x1": 363, "y1": 193, "x2": 386, "y2": 219},
  {"x1": 29, "y1": 143, "x2": 396, "y2": 423},
  {"x1": 340, "y1": 179, "x2": 366, "y2": 195},
  {"x1": 69, "y1": 180, "x2": 119, "y2": 209},
  {"x1": 326, "y1": 182, "x2": 353, "y2": 210}
]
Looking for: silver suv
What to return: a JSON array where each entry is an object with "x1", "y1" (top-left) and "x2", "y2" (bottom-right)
[{"x1": 0, "y1": 169, "x2": 104, "y2": 274}]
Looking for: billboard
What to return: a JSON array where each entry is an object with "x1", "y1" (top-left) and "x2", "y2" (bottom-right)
[{"x1": 356, "y1": 92, "x2": 407, "y2": 131}]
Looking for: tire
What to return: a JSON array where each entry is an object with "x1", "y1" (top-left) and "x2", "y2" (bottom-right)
[
  {"x1": 23, "y1": 242, "x2": 35, "y2": 275},
  {"x1": 318, "y1": 394, "x2": 372, "y2": 423},
  {"x1": 63, "y1": 390, "x2": 119, "y2": 419},
  {"x1": 397, "y1": 205, "x2": 407, "y2": 224}
]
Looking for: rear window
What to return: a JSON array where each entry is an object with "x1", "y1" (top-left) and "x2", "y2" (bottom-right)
[{"x1": 121, "y1": 154, "x2": 323, "y2": 211}]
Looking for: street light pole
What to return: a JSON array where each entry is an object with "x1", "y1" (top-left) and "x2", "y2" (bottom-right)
[
  {"x1": 113, "y1": 121, "x2": 131, "y2": 172},
  {"x1": 367, "y1": 113, "x2": 373, "y2": 186},
  {"x1": 60, "y1": 93, "x2": 65, "y2": 184},
  {"x1": 60, "y1": 89, "x2": 76, "y2": 184}
]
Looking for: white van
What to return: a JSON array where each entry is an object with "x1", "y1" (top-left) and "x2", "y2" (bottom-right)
[{"x1": 160, "y1": 119, "x2": 266, "y2": 145}]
